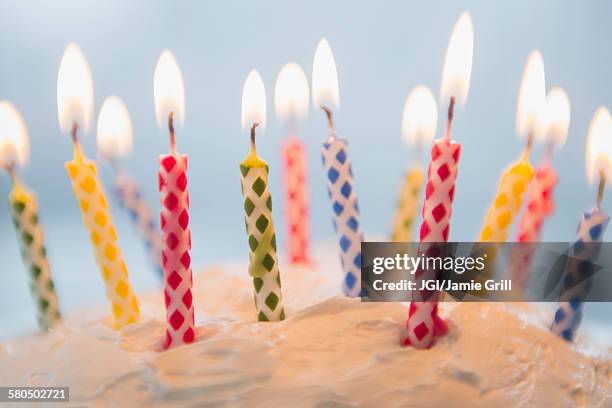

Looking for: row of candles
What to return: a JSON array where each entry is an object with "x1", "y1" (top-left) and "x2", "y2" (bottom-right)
[{"x1": 1, "y1": 12, "x2": 611, "y2": 350}]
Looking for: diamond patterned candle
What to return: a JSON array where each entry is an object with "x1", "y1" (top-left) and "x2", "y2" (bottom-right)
[
  {"x1": 275, "y1": 62, "x2": 311, "y2": 264},
  {"x1": 551, "y1": 106, "x2": 612, "y2": 341},
  {"x1": 391, "y1": 168, "x2": 424, "y2": 242},
  {"x1": 479, "y1": 156, "x2": 534, "y2": 242},
  {"x1": 281, "y1": 136, "x2": 310, "y2": 263},
  {"x1": 1, "y1": 100, "x2": 60, "y2": 331},
  {"x1": 241, "y1": 70, "x2": 285, "y2": 321},
  {"x1": 154, "y1": 50, "x2": 194, "y2": 349},
  {"x1": 240, "y1": 140, "x2": 285, "y2": 321},
  {"x1": 510, "y1": 87, "x2": 571, "y2": 288},
  {"x1": 402, "y1": 11, "x2": 474, "y2": 349},
  {"x1": 321, "y1": 133, "x2": 364, "y2": 297},
  {"x1": 550, "y1": 208, "x2": 608, "y2": 341},
  {"x1": 115, "y1": 172, "x2": 163, "y2": 279},
  {"x1": 58, "y1": 44, "x2": 139, "y2": 329},
  {"x1": 509, "y1": 161, "x2": 557, "y2": 288},
  {"x1": 96, "y1": 96, "x2": 163, "y2": 280},
  {"x1": 159, "y1": 151, "x2": 194, "y2": 348},
  {"x1": 312, "y1": 38, "x2": 364, "y2": 297},
  {"x1": 402, "y1": 134, "x2": 460, "y2": 349},
  {"x1": 66, "y1": 144, "x2": 140, "y2": 328},
  {"x1": 392, "y1": 86, "x2": 437, "y2": 242},
  {"x1": 9, "y1": 181, "x2": 61, "y2": 330}
]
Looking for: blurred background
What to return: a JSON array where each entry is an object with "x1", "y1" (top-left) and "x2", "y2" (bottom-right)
[{"x1": 1, "y1": 0, "x2": 612, "y2": 339}]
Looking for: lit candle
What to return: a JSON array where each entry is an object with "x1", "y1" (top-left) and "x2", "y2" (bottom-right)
[
  {"x1": 154, "y1": 50, "x2": 195, "y2": 348},
  {"x1": 1, "y1": 101, "x2": 61, "y2": 330},
  {"x1": 240, "y1": 70, "x2": 286, "y2": 321},
  {"x1": 274, "y1": 62, "x2": 311, "y2": 264},
  {"x1": 402, "y1": 13, "x2": 474, "y2": 349},
  {"x1": 97, "y1": 96, "x2": 163, "y2": 280},
  {"x1": 510, "y1": 87, "x2": 570, "y2": 288},
  {"x1": 551, "y1": 107, "x2": 611, "y2": 341},
  {"x1": 391, "y1": 86, "x2": 437, "y2": 242},
  {"x1": 58, "y1": 43, "x2": 140, "y2": 329},
  {"x1": 479, "y1": 50, "x2": 546, "y2": 242},
  {"x1": 313, "y1": 38, "x2": 364, "y2": 297}
]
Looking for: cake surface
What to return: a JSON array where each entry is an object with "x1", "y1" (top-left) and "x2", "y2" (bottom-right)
[{"x1": 1, "y1": 246, "x2": 610, "y2": 407}]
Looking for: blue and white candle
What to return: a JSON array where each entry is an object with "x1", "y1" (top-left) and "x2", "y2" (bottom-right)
[
  {"x1": 97, "y1": 96, "x2": 163, "y2": 279},
  {"x1": 551, "y1": 107, "x2": 612, "y2": 341},
  {"x1": 313, "y1": 38, "x2": 364, "y2": 297},
  {"x1": 114, "y1": 172, "x2": 163, "y2": 279},
  {"x1": 550, "y1": 208, "x2": 608, "y2": 341}
]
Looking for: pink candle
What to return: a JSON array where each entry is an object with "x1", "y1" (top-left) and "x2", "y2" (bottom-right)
[
  {"x1": 509, "y1": 162, "x2": 557, "y2": 288},
  {"x1": 274, "y1": 62, "x2": 311, "y2": 264},
  {"x1": 510, "y1": 87, "x2": 570, "y2": 288},
  {"x1": 401, "y1": 12, "x2": 473, "y2": 349},
  {"x1": 282, "y1": 136, "x2": 310, "y2": 263},
  {"x1": 516, "y1": 162, "x2": 557, "y2": 243},
  {"x1": 154, "y1": 50, "x2": 195, "y2": 349}
]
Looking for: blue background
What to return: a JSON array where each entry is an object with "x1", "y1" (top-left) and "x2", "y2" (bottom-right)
[{"x1": 1, "y1": 0, "x2": 611, "y2": 338}]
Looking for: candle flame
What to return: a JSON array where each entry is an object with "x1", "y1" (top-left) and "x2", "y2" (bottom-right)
[
  {"x1": 440, "y1": 12, "x2": 474, "y2": 109},
  {"x1": 543, "y1": 87, "x2": 570, "y2": 148},
  {"x1": 401, "y1": 86, "x2": 438, "y2": 146},
  {"x1": 97, "y1": 96, "x2": 133, "y2": 159},
  {"x1": 241, "y1": 70, "x2": 267, "y2": 132},
  {"x1": 0, "y1": 101, "x2": 29, "y2": 168},
  {"x1": 57, "y1": 43, "x2": 94, "y2": 135},
  {"x1": 154, "y1": 50, "x2": 185, "y2": 130},
  {"x1": 274, "y1": 62, "x2": 310, "y2": 122},
  {"x1": 516, "y1": 50, "x2": 546, "y2": 139},
  {"x1": 586, "y1": 107, "x2": 612, "y2": 184},
  {"x1": 312, "y1": 38, "x2": 340, "y2": 109}
]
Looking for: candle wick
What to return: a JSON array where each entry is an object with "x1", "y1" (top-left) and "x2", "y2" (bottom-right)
[
  {"x1": 321, "y1": 106, "x2": 336, "y2": 138},
  {"x1": 71, "y1": 122, "x2": 79, "y2": 146},
  {"x1": 168, "y1": 112, "x2": 176, "y2": 155},
  {"x1": 444, "y1": 96, "x2": 455, "y2": 141},
  {"x1": 524, "y1": 132, "x2": 534, "y2": 159},
  {"x1": 250, "y1": 122, "x2": 259, "y2": 151},
  {"x1": 597, "y1": 170, "x2": 606, "y2": 208},
  {"x1": 5, "y1": 163, "x2": 18, "y2": 186}
]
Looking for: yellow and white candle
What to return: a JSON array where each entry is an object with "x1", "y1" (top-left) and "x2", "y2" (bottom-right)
[
  {"x1": 391, "y1": 86, "x2": 437, "y2": 242},
  {"x1": 58, "y1": 43, "x2": 139, "y2": 328},
  {"x1": 479, "y1": 50, "x2": 546, "y2": 242}
]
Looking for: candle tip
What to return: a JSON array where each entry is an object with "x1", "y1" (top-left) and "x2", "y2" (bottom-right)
[
  {"x1": 444, "y1": 96, "x2": 455, "y2": 141},
  {"x1": 524, "y1": 132, "x2": 534, "y2": 159},
  {"x1": 168, "y1": 112, "x2": 176, "y2": 154},
  {"x1": 250, "y1": 122, "x2": 259, "y2": 149},
  {"x1": 70, "y1": 122, "x2": 79, "y2": 145},
  {"x1": 4, "y1": 162, "x2": 18, "y2": 186},
  {"x1": 597, "y1": 170, "x2": 606, "y2": 208},
  {"x1": 321, "y1": 105, "x2": 335, "y2": 136}
]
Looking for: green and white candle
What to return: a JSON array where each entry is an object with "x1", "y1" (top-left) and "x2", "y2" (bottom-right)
[
  {"x1": 240, "y1": 70, "x2": 285, "y2": 322},
  {"x1": 0, "y1": 100, "x2": 61, "y2": 330},
  {"x1": 9, "y1": 180, "x2": 61, "y2": 330}
]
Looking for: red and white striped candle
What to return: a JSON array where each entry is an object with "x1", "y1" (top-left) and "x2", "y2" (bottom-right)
[
  {"x1": 402, "y1": 12, "x2": 474, "y2": 349},
  {"x1": 275, "y1": 62, "x2": 311, "y2": 264},
  {"x1": 154, "y1": 50, "x2": 195, "y2": 350},
  {"x1": 510, "y1": 87, "x2": 570, "y2": 288},
  {"x1": 281, "y1": 137, "x2": 310, "y2": 263}
]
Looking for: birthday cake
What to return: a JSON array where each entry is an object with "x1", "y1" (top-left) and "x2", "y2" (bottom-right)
[{"x1": 0, "y1": 244, "x2": 610, "y2": 407}]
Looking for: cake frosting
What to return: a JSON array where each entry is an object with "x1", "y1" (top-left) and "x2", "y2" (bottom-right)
[{"x1": 1, "y1": 245, "x2": 610, "y2": 407}]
